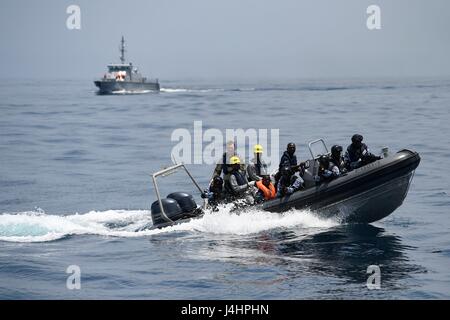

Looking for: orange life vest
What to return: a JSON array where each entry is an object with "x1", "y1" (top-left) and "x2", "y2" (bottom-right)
[{"x1": 256, "y1": 180, "x2": 276, "y2": 200}]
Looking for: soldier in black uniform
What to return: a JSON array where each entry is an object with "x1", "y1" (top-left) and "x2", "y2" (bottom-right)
[{"x1": 344, "y1": 134, "x2": 381, "y2": 170}]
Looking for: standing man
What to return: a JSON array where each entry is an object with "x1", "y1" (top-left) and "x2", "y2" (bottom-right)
[
  {"x1": 247, "y1": 144, "x2": 269, "y2": 182},
  {"x1": 279, "y1": 142, "x2": 298, "y2": 169},
  {"x1": 211, "y1": 140, "x2": 245, "y2": 183},
  {"x1": 275, "y1": 142, "x2": 306, "y2": 187},
  {"x1": 274, "y1": 142, "x2": 298, "y2": 185}
]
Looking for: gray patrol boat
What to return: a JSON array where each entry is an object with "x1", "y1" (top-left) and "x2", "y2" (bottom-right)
[{"x1": 94, "y1": 36, "x2": 160, "y2": 94}]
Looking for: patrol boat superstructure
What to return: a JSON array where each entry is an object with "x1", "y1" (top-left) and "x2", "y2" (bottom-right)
[{"x1": 94, "y1": 36, "x2": 160, "y2": 94}]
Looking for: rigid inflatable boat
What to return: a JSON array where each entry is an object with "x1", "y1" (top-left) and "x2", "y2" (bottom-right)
[{"x1": 149, "y1": 139, "x2": 420, "y2": 228}]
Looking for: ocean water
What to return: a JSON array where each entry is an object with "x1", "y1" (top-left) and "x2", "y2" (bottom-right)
[{"x1": 0, "y1": 78, "x2": 449, "y2": 299}]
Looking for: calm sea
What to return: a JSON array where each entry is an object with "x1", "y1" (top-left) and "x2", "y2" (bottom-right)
[{"x1": 0, "y1": 78, "x2": 449, "y2": 299}]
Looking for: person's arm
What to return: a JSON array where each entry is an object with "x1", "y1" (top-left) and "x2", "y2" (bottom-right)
[
  {"x1": 350, "y1": 160, "x2": 361, "y2": 169},
  {"x1": 276, "y1": 179, "x2": 285, "y2": 197},
  {"x1": 247, "y1": 163, "x2": 260, "y2": 182},
  {"x1": 331, "y1": 165, "x2": 340, "y2": 177},
  {"x1": 213, "y1": 163, "x2": 222, "y2": 178},
  {"x1": 292, "y1": 155, "x2": 298, "y2": 166},
  {"x1": 361, "y1": 145, "x2": 381, "y2": 162},
  {"x1": 254, "y1": 190, "x2": 264, "y2": 203},
  {"x1": 361, "y1": 145, "x2": 372, "y2": 158},
  {"x1": 345, "y1": 149, "x2": 361, "y2": 169},
  {"x1": 279, "y1": 154, "x2": 287, "y2": 170},
  {"x1": 290, "y1": 175, "x2": 304, "y2": 192},
  {"x1": 322, "y1": 170, "x2": 333, "y2": 178},
  {"x1": 344, "y1": 150, "x2": 351, "y2": 165}
]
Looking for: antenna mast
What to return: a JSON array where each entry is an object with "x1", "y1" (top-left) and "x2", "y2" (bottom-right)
[{"x1": 120, "y1": 36, "x2": 126, "y2": 64}]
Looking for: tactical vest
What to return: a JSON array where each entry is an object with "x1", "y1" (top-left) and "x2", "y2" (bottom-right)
[{"x1": 233, "y1": 170, "x2": 247, "y2": 186}]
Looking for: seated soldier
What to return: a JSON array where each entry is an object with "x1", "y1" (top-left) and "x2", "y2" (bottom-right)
[
  {"x1": 226, "y1": 156, "x2": 255, "y2": 198},
  {"x1": 277, "y1": 165, "x2": 304, "y2": 198},
  {"x1": 247, "y1": 144, "x2": 269, "y2": 182},
  {"x1": 344, "y1": 134, "x2": 381, "y2": 170},
  {"x1": 254, "y1": 175, "x2": 277, "y2": 203},
  {"x1": 201, "y1": 176, "x2": 226, "y2": 210},
  {"x1": 314, "y1": 155, "x2": 340, "y2": 183},
  {"x1": 330, "y1": 145, "x2": 347, "y2": 173}
]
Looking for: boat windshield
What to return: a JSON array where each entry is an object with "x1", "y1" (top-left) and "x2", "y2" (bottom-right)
[{"x1": 107, "y1": 65, "x2": 131, "y2": 72}]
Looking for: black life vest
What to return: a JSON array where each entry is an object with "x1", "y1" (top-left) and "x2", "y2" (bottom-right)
[
  {"x1": 255, "y1": 157, "x2": 262, "y2": 176},
  {"x1": 224, "y1": 170, "x2": 247, "y2": 197},
  {"x1": 221, "y1": 153, "x2": 230, "y2": 175},
  {"x1": 279, "y1": 151, "x2": 297, "y2": 169},
  {"x1": 233, "y1": 170, "x2": 247, "y2": 186},
  {"x1": 331, "y1": 156, "x2": 345, "y2": 170},
  {"x1": 347, "y1": 143, "x2": 368, "y2": 162}
]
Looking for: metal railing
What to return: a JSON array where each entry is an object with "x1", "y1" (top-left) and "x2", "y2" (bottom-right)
[
  {"x1": 307, "y1": 138, "x2": 329, "y2": 159},
  {"x1": 151, "y1": 163, "x2": 203, "y2": 223}
]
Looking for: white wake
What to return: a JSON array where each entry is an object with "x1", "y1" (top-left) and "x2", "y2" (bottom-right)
[{"x1": 0, "y1": 205, "x2": 338, "y2": 243}]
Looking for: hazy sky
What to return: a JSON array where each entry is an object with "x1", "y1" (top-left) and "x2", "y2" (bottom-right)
[{"x1": 1, "y1": 0, "x2": 449, "y2": 79}]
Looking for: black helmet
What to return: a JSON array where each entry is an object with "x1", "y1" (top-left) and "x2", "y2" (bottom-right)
[
  {"x1": 351, "y1": 134, "x2": 363, "y2": 144},
  {"x1": 287, "y1": 142, "x2": 296, "y2": 154},
  {"x1": 280, "y1": 164, "x2": 292, "y2": 176},
  {"x1": 261, "y1": 175, "x2": 271, "y2": 184},
  {"x1": 318, "y1": 155, "x2": 329, "y2": 166},
  {"x1": 331, "y1": 145, "x2": 343, "y2": 156},
  {"x1": 212, "y1": 176, "x2": 223, "y2": 187}
]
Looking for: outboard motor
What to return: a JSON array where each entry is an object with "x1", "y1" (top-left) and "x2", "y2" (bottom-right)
[
  {"x1": 150, "y1": 164, "x2": 206, "y2": 228},
  {"x1": 151, "y1": 192, "x2": 200, "y2": 226},
  {"x1": 167, "y1": 192, "x2": 197, "y2": 212},
  {"x1": 151, "y1": 198, "x2": 184, "y2": 226}
]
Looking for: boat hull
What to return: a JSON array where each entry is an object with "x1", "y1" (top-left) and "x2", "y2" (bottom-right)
[
  {"x1": 94, "y1": 80, "x2": 160, "y2": 94},
  {"x1": 262, "y1": 149, "x2": 420, "y2": 223},
  {"x1": 314, "y1": 171, "x2": 414, "y2": 223},
  {"x1": 149, "y1": 149, "x2": 420, "y2": 229}
]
